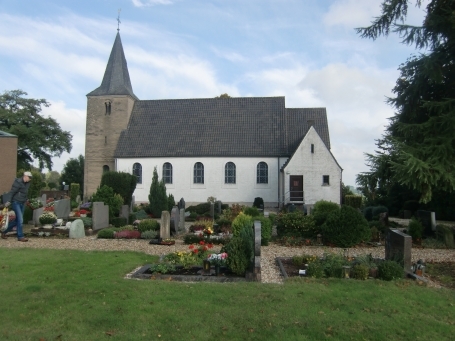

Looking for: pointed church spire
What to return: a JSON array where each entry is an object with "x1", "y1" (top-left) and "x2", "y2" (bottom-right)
[{"x1": 87, "y1": 32, "x2": 138, "y2": 99}]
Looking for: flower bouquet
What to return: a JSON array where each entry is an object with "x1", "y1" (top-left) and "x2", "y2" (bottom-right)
[
  {"x1": 207, "y1": 252, "x2": 228, "y2": 267},
  {"x1": 39, "y1": 211, "x2": 57, "y2": 225},
  {"x1": 27, "y1": 198, "x2": 43, "y2": 210}
]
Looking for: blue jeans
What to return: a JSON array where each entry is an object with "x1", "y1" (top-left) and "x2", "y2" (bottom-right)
[{"x1": 4, "y1": 201, "x2": 25, "y2": 240}]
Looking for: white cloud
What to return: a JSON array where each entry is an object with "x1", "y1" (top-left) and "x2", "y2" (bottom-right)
[
  {"x1": 131, "y1": 0, "x2": 173, "y2": 7},
  {"x1": 323, "y1": 0, "x2": 383, "y2": 28}
]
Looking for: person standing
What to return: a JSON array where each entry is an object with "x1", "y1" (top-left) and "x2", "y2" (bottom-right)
[{"x1": 1, "y1": 171, "x2": 33, "y2": 242}]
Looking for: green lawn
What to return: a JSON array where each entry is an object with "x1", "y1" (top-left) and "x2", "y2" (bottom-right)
[{"x1": 0, "y1": 248, "x2": 454, "y2": 341}]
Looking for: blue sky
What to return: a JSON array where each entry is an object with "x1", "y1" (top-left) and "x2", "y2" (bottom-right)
[{"x1": 0, "y1": 0, "x2": 427, "y2": 186}]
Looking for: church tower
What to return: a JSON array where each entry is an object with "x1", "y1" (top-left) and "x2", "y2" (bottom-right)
[{"x1": 84, "y1": 32, "x2": 138, "y2": 198}]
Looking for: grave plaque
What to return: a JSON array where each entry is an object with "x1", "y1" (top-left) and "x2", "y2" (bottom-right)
[
  {"x1": 160, "y1": 211, "x2": 170, "y2": 239},
  {"x1": 415, "y1": 210, "x2": 434, "y2": 234},
  {"x1": 178, "y1": 198, "x2": 185, "y2": 210},
  {"x1": 120, "y1": 205, "x2": 129, "y2": 221},
  {"x1": 53, "y1": 199, "x2": 70, "y2": 219},
  {"x1": 69, "y1": 219, "x2": 85, "y2": 239},
  {"x1": 92, "y1": 202, "x2": 109, "y2": 230},
  {"x1": 170, "y1": 206, "x2": 180, "y2": 235},
  {"x1": 385, "y1": 229, "x2": 412, "y2": 272},
  {"x1": 33, "y1": 207, "x2": 44, "y2": 227},
  {"x1": 179, "y1": 208, "x2": 185, "y2": 232}
]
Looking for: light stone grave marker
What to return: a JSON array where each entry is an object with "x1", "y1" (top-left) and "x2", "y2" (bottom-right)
[
  {"x1": 160, "y1": 211, "x2": 170, "y2": 239},
  {"x1": 69, "y1": 219, "x2": 85, "y2": 239}
]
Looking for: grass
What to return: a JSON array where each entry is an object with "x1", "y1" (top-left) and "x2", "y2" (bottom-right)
[{"x1": 1, "y1": 248, "x2": 454, "y2": 341}]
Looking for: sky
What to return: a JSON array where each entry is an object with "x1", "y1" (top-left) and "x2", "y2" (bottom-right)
[{"x1": 0, "y1": 0, "x2": 428, "y2": 186}]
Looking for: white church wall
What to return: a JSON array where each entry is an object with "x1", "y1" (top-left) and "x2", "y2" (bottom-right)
[
  {"x1": 283, "y1": 127, "x2": 342, "y2": 205},
  {"x1": 116, "y1": 156, "x2": 280, "y2": 206}
]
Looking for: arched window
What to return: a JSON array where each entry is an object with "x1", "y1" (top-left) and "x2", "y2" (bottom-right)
[
  {"x1": 163, "y1": 162, "x2": 173, "y2": 184},
  {"x1": 133, "y1": 163, "x2": 142, "y2": 184},
  {"x1": 103, "y1": 165, "x2": 110, "y2": 173},
  {"x1": 193, "y1": 162, "x2": 204, "y2": 184},
  {"x1": 225, "y1": 162, "x2": 236, "y2": 184},
  {"x1": 257, "y1": 162, "x2": 268, "y2": 184}
]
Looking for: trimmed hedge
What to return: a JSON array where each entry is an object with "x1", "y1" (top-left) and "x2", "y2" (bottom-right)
[
  {"x1": 344, "y1": 195, "x2": 362, "y2": 209},
  {"x1": 275, "y1": 211, "x2": 317, "y2": 238},
  {"x1": 312, "y1": 200, "x2": 340, "y2": 227}
]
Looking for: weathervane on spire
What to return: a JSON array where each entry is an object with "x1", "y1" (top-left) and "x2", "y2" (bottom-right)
[{"x1": 117, "y1": 9, "x2": 121, "y2": 32}]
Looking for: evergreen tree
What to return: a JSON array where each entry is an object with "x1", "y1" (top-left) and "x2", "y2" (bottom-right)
[
  {"x1": 356, "y1": 0, "x2": 455, "y2": 203},
  {"x1": 148, "y1": 167, "x2": 168, "y2": 218},
  {"x1": 60, "y1": 155, "x2": 84, "y2": 196}
]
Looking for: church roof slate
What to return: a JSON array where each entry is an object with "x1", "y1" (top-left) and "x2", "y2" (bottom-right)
[
  {"x1": 114, "y1": 97, "x2": 331, "y2": 158},
  {"x1": 87, "y1": 33, "x2": 138, "y2": 99}
]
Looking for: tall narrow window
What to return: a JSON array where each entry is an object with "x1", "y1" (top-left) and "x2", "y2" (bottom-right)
[
  {"x1": 323, "y1": 175, "x2": 330, "y2": 185},
  {"x1": 193, "y1": 162, "x2": 204, "y2": 184},
  {"x1": 105, "y1": 101, "x2": 111, "y2": 115},
  {"x1": 133, "y1": 163, "x2": 142, "y2": 184},
  {"x1": 163, "y1": 162, "x2": 173, "y2": 184},
  {"x1": 311, "y1": 144, "x2": 314, "y2": 153},
  {"x1": 103, "y1": 165, "x2": 109, "y2": 173},
  {"x1": 225, "y1": 162, "x2": 236, "y2": 184},
  {"x1": 257, "y1": 162, "x2": 268, "y2": 184}
]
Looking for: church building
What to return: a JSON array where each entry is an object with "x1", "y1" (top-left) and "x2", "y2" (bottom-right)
[{"x1": 84, "y1": 32, "x2": 343, "y2": 207}]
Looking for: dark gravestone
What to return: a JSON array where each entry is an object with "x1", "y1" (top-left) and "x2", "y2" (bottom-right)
[
  {"x1": 216, "y1": 201, "x2": 222, "y2": 215},
  {"x1": 178, "y1": 198, "x2": 185, "y2": 210},
  {"x1": 379, "y1": 212, "x2": 389, "y2": 228},
  {"x1": 415, "y1": 210, "x2": 434, "y2": 235},
  {"x1": 385, "y1": 229, "x2": 412, "y2": 273},
  {"x1": 170, "y1": 206, "x2": 180, "y2": 235}
]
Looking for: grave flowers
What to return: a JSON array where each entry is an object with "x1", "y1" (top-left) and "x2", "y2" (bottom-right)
[
  {"x1": 207, "y1": 252, "x2": 228, "y2": 267},
  {"x1": 39, "y1": 211, "x2": 57, "y2": 227},
  {"x1": 27, "y1": 198, "x2": 43, "y2": 210}
]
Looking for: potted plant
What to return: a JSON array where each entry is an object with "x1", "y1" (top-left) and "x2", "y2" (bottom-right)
[{"x1": 39, "y1": 211, "x2": 57, "y2": 228}]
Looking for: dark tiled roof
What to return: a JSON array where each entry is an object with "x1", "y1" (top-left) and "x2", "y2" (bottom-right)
[
  {"x1": 285, "y1": 108, "x2": 330, "y2": 151},
  {"x1": 87, "y1": 33, "x2": 138, "y2": 99},
  {"x1": 114, "y1": 97, "x2": 331, "y2": 158}
]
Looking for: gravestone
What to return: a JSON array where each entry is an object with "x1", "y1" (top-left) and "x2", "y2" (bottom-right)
[
  {"x1": 69, "y1": 219, "x2": 85, "y2": 239},
  {"x1": 216, "y1": 201, "x2": 222, "y2": 215},
  {"x1": 178, "y1": 198, "x2": 185, "y2": 210},
  {"x1": 54, "y1": 199, "x2": 70, "y2": 219},
  {"x1": 32, "y1": 207, "x2": 44, "y2": 227},
  {"x1": 415, "y1": 210, "x2": 435, "y2": 234},
  {"x1": 160, "y1": 211, "x2": 170, "y2": 239},
  {"x1": 120, "y1": 205, "x2": 129, "y2": 221},
  {"x1": 245, "y1": 220, "x2": 262, "y2": 282},
  {"x1": 130, "y1": 196, "x2": 135, "y2": 213},
  {"x1": 92, "y1": 202, "x2": 109, "y2": 230},
  {"x1": 385, "y1": 229, "x2": 412, "y2": 273},
  {"x1": 76, "y1": 195, "x2": 81, "y2": 204},
  {"x1": 170, "y1": 206, "x2": 180, "y2": 235},
  {"x1": 210, "y1": 203, "x2": 214, "y2": 220},
  {"x1": 304, "y1": 204, "x2": 314, "y2": 215},
  {"x1": 379, "y1": 212, "x2": 389, "y2": 228},
  {"x1": 179, "y1": 208, "x2": 185, "y2": 232},
  {"x1": 40, "y1": 194, "x2": 47, "y2": 206}
]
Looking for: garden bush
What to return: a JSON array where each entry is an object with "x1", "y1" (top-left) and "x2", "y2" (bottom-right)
[
  {"x1": 408, "y1": 218, "x2": 424, "y2": 241},
  {"x1": 363, "y1": 206, "x2": 374, "y2": 221},
  {"x1": 70, "y1": 183, "x2": 80, "y2": 202},
  {"x1": 322, "y1": 253, "x2": 346, "y2": 278},
  {"x1": 255, "y1": 216, "x2": 272, "y2": 245},
  {"x1": 222, "y1": 233, "x2": 252, "y2": 276},
  {"x1": 135, "y1": 210, "x2": 149, "y2": 220},
  {"x1": 97, "y1": 228, "x2": 121, "y2": 239},
  {"x1": 100, "y1": 171, "x2": 137, "y2": 206},
  {"x1": 436, "y1": 224, "x2": 454, "y2": 248},
  {"x1": 252, "y1": 197, "x2": 264, "y2": 208},
  {"x1": 114, "y1": 230, "x2": 141, "y2": 239},
  {"x1": 306, "y1": 261, "x2": 324, "y2": 278},
  {"x1": 80, "y1": 217, "x2": 92, "y2": 228},
  {"x1": 186, "y1": 203, "x2": 211, "y2": 215},
  {"x1": 110, "y1": 217, "x2": 127, "y2": 228},
  {"x1": 372, "y1": 206, "x2": 388, "y2": 220},
  {"x1": 137, "y1": 219, "x2": 160, "y2": 233},
  {"x1": 141, "y1": 230, "x2": 158, "y2": 239},
  {"x1": 378, "y1": 260, "x2": 403, "y2": 281},
  {"x1": 403, "y1": 200, "x2": 420, "y2": 215},
  {"x1": 275, "y1": 211, "x2": 316, "y2": 238},
  {"x1": 243, "y1": 206, "x2": 260, "y2": 217},
  {"x1": 128, "y1": 213, "x2": 136, "y2": 224},
  {"x1": 312, "y1": 200, "x2": 340, "y2": 227},
  {"x1": 351, "y1": 264, "x2": 369, "y2": 280},
  {"x1": 231, "y1": 212, "x2": 253, "y2": 236},
  {"x1": 344, "y1": 195, "x2": 362, "y2": 209},
  {"x1": 321, "y1": 205, "x2": 371, "y2": 247},
  {"x1": 91, "y1": 185, "x2": 124, "y2": 218}
]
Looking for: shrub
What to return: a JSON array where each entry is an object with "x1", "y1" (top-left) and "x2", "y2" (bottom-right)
[
  {"x1": 363, "y1": 206, "x2": 374, "y2": 221},
  {"x1": 372, "y1": 206, "x2": 388, "y2": 220},
  {"x1": 97, "y1": 228, "x2": 120, "y2": 239},
  {"x1": 100, "y1": 171, "x2": 137, "y2": 206},
  {"x1": 436, "y1": 224, "x2": 454, "y2": 248},
  {"x1": 255, "y1": 216, "x2": 272, "y2": 245},
  {"x1": 186, "y1": 203, "x2": 211, "y2": 215},
  {"x1": 135, "y1": 210, "x2": 149, "y2": 220},
  {"x1": 137, "y1": 219, "x2": 160, "y2": 233},
  {"x1": 378, "y1": 260, "x2": 403, "y2": 281},
  {"x1": 128, "y1": 213, "x2": 136, "y2": 224},
  {"x1": 344, "y1": 195, "x2": 362, "y2": 209},
  {"x1": 39, "y1": 212, "x2": 57, "y2": 225},
  {"x1": 231, "y1": 212, "x2": 253, "y2": 236},
  {"x1": 312, "y1": 200, "x2": 340, "y2": 227},
  {"x1": 351, "y1": 264, "x2": 369, "y2": 280},
  {"x1": 275, "y1": 211, "x2": 316, "y2": 238},
  {"x1": 167, "y1": 193, "x2": 175, "y2": 212},
  {"x1": 321, "y1": 205, "x2": 371, "y2": 247},
  {"x1": 70, "y1": 183, "x2": 80, "y2": 202},
  {"x1": 307, "y1": 262, "x2": 324, "y2": 278},
  {"x1": 243, "y1": 206, "x2": 260, "y2": 217},
  {"x1": 110, "y1": 217, "x2": 127, "y2": 228},
  {"x1": 253, "y1": 197, "x2": 264, "y2": 209},
  {"x1": 408, "y1": 218, "x2": 424, "y2": 240},
  {"x1": 114, "y1": 230, "x2": 141, "y2": 239},
  {"x1": 91, "y1": 185, "x2": 124, "y2": 218},
  {"x1": 141, "y1": 230, "x2": 158, "y2": 239},
  {"x1": 148, "y1": 167, "x2": 168, "y2": 218},
  {"x1": 80, "y1": 217, "x2": 92, "y2": 228},
  {"x1": 223, "y1": 236, "x2": 250, "y2": 276},
  {"x1": 322, "y1": 253, "x2": 346, "y2": 278}
]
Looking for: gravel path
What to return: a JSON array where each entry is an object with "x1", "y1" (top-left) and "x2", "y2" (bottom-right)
[{"x1": 1, "y1": 236, "x2": 454, "y2": 284}]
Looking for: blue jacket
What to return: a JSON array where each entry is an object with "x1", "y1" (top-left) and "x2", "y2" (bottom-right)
[{"x1": 9, "y1": 177, "x2": 30, "y2": 203}]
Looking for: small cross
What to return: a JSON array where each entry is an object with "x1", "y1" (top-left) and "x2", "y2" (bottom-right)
[{"x1": 117, "y1": 9, "x2": 121, "y2": 31}]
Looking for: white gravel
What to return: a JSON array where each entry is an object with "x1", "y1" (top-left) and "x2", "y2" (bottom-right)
[{"x1": 1, "y1": 235, "x2": 454, "y2": 284}]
